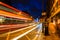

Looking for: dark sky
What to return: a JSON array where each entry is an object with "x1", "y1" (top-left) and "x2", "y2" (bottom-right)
[{"x1": 1, "y1": 0, "x2": 47, "y2": 18}]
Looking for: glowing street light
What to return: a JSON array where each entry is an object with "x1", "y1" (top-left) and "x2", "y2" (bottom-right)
[{"x1": 42, "y1": 12, "x2": 46, "y2": 16}]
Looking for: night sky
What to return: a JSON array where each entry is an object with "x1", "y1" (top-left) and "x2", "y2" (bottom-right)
[{"x1": 1, "y1": 0, "x2": 47, "y2": 19}]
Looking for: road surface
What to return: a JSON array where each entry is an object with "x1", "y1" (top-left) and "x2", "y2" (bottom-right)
[{"x1": 0, "y1": 23, "x2": 60, "y2": 40}]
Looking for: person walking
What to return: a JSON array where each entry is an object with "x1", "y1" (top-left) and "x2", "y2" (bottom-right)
[{"x1": 44, "y1": 22, "x2": 49, "y2": 36}]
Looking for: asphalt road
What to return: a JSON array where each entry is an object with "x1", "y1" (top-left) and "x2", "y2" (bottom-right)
[
  {"x1": 0, "y1": 23, "x2": 38, "y2": 40},
  {"x1": 0, "y1": 23, "x2": 60, "y2": 40}
]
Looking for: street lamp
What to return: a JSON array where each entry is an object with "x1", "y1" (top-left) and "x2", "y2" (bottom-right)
[{"x1": 42, "y1": 12, "x2": 46, "y2": 16}]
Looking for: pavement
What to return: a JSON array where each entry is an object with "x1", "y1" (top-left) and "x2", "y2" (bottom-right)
[{"x1": 44, "y1": 34, "x2": 60, "y2": 40}]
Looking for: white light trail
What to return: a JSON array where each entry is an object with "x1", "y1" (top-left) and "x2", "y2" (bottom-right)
[
  {"x1": 11, "y1": 25, "x2": 38, "y2": 40},
  {"x1": 10, "y1": 24, "x2": 37, "y2": 34}
]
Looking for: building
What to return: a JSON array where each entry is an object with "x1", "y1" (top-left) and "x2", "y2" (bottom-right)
[
  {"x1": 0, "y1": 2, "x2": 33, "y2": 24},
  {"x1": 0, "y1": 2, "x2": 33, "y2": 20},
  {"x1": 46, "y1": 0, "x2": 60, "y2": 22},
  {"x1": 46, "y1": 0, "x2": 60, "y2": 31}
]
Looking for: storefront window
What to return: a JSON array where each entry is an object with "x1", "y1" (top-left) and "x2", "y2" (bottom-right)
[
  {"x1": 55, "y1": 12, "x2": 60, "y2": 24},
  {"x1": 58, "y1": 19, "x2": 60, "y2": 24}
]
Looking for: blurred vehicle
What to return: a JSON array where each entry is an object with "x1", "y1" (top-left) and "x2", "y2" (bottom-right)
[{"x1": 0, "y1": 2, "x2": 33, "y2": 25}]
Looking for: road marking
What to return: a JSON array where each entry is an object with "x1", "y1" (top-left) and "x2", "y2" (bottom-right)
[
  {"x1": 25, "y1": 35, "x2": 31, "y2": 40},
  {"x1": 6, "y1": 30, "x2": 11, "y2": 40},
  {"x1": 0, "y1": 24, "x2": 37, "y2": 37},
  {"x1": 33, "y1": 35, "x2": 38, "y2": 40},
  {"x1": 11, "y1": 25, "x2": 38, "y2": 40},
  {"x1": 33, "y1": 24, "x2": 42, "y2": 40}
]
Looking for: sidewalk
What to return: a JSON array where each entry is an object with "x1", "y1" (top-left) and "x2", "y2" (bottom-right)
[
  {"x1": 37, "y1": 32, "x2": 60, "y2": 40},
  {"x1": 44, "y1": 33, "x2": 60, "y2": 40}
]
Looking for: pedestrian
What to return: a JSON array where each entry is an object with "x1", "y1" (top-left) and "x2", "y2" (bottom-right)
[
  {"x1": 44, "y1": 22, "x2": 49, "y2": 36},
  {"x1": 57, "y1": 23, "x2": 60, "y2": 37},
  {"x1": 49, "y1": 21, "x2": 56, "y2": 35}
]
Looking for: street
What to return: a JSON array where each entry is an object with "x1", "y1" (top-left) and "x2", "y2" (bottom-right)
[
  {"x1": 0, "y1": 0, "x2": 60, "y2": 40},
  {"x1": 0, "y1": 23, "x2": 60, "y2": 40},
  {"x1": 0, "y1": 23, "x2": 38, "y2": 40}
]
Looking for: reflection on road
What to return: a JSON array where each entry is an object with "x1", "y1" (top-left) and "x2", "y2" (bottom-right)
[
  {"x1": 0, "y1": 23, "x2": 60, "y2": 40},
  {"x1": 0, "y1": 23, "x2": 39, "y2": 40}
]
